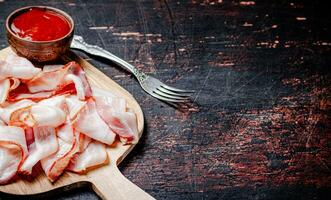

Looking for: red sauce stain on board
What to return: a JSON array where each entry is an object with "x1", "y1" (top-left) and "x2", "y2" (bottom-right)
[{"x1": 11, "y1": 8, "x2": 71, "y2": 41}]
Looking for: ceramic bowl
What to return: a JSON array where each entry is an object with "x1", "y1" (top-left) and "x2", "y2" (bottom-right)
[{"x1": 6, "y1": 6, "x2": 74, "y2": 63}]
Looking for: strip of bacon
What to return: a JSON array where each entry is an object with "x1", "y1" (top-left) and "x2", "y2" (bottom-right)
[
  {"x1": 64, "y1": 74, "x2": 85, "y2": 100},
  {"x1": 8, "y1": 81, "x2": 76, "y2": 102},
  {"x1": 0, "y1": 126, "x2": 28, "y2": 155},
  {"x1": 65, "y1": 95, "x2": 86, "y2": 121},
  {"x1": 41, "y1": 121, "x2": 78, "y2": 182},
  {"x1": 56, "y1": 118, "x2": 74, "y2": 144},
  {"x1": 0, "y1": 99, "x2": 35, "y2": 124},
  {"x1": 0, "y1": 126, "x2": 28, "y2": 184},
  {"x1": 66, "y1": 140, "x2": 108, "y2": 173},
  {"x1": 0, "y1": 79, "x2": 10, "y2": 104},
  {"x1": 0, "y1": 78, "x2": 21, "y2": 104},
  {"x1": 74, "y1": 99, "x2": 116, "y2": 145},
  {"x1": 19, "y1": 127, "x2": 58, "y2": 175},
  {"x1": 67, "y1": 62, "x2": 92, "y2": 98},
  {"x1": 9, "y1": 105, "x2": 66, "y2": 128},
  {"x1": 39, "y1": 95, "x2": 67, "y2": 111},
  {"x1": 0, "y1": 55, "x2": 41, "y2": 80},
  {"x1": 93, "y1": 88, "x2": 139, "y2": 144},
  {"x1": 7, "y1": 62, "x2": 90, "y2": 102},
  {"x1": 27, "y1": 65, "x2": 70, "y2": 93}
]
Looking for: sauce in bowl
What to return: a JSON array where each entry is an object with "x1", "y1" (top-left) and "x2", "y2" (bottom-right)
[{"x1": 11, "y1": 8, "x2": 71, "y2": 41}]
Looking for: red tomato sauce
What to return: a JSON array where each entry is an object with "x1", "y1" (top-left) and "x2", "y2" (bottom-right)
[{"x1": 11, "y1": 8, "x2": 71, "y2": 41}]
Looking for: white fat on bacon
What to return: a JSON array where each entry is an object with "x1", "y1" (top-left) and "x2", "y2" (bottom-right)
[
  {"x1": 0, "y1": 79, "x2": 10, "y2": 104},
  {"x1": 76, "y1": 133, "x2": 92, "y2": 152},
  {"x1": 57, "y1": 119, "x2": 75, "y2": 144},
  {"x1": 7, "y1": 96, "x2": 67, "y2": 128},
  {"x1": 27, "y1": 65, "x2": 69, "y2": 93},
  {"x1": 39, "y1": 95, "x2": 67, "y2": 111},
  {"x1": 64, "y1": 74, "x2": 85, "y2": 100},
  {"x1": 0, "y1": 55, "x2": 41, "y2": 80},
  {"x1": 67, "y1": 62, "x2": 92, "y2": 98},
  {"x1": 20, "y1": 127, "x2": 58, "y2": 174},
  {"x1": 91, "y1": 86, "x2": 116, "y2": 98},
  {"x1": 0, "y1": 126, "x2": 28, "y2": 184},
  {"x1": 41, "y1": 122, "x2": 78, "y2": 182},
  {"x1": 0, "y1": 99, "x2": 35, "y2": 124},
  {"x1": 65, "y1": 95, "x2": 86, "y2": 121},
  {"x1": 74, "y1": 99, "x2": 116, "y2": 145},
  {"x1": 0, "y1": 148, "x2": 21, "y2": 184},
  {"x1": 0, "y1": 78, "x2": 21, "y2": 104},
  {"x1": 67, "y1": 140, "x2": 108, "y2": 173},
  {"x1": 93, "y1": 87, "x2": 139, "y2": 144},
  {"x1": 10, "y1": 105, "x2": 66, "y2": 128}
]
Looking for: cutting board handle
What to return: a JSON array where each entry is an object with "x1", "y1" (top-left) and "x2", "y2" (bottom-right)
[{"x1": 91, "y1": 163, "x2": 155, "y2": 200}]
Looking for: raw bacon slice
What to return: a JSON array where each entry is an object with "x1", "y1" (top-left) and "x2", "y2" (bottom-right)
[
  {"x1": 41, "y1": 137, "x2": 78, "y2": 182},
  {"x1": 67, "y1": 140, "x2": 108, "y2": 173},
  {"x1": 39, "y1": 95, "x2": 67, "y2": 111},
  {"x1": 20, "y1": 127, "x2": 58, "y2": 174},
  {"x1": 64, "y1": 74, "x2": 85, "y2": 100},
  {"x1": 93, "y1": 88, "x2": 138, "y2": 144},
  {"x1": 0, "y1": 147, "x2": 21, "y2": 184},
  {"x1": 65, "y1": 95, "x2": 86, "y2": 121},
  {"x1": 27, "y1": 65, "x2": 70, "y2": 93},
  {"x1": 10, "y1": 105, "x2": 66, "y2": 128},
  {"x1": 0, "y1": 99, "x2": 35, "y2": 124},
  {"x1": 94, "y1": 96, "x2": 126, "y2": 113},
  {"x1": 0, "y1": 77, "x2": 19, "y2": 104},
  {"x1": 76, "y1": 133, "x2": 92, "y2": 152},
  {"x1": 0, "y1": 126, "x2": 28, "y2": 184},
  {"x1": 0, "y1": 126, "x2": 28, "y2": 155},
  {"x1": 41, "y1": 122, "x2": 78, "y2": 182},
  {"x1": 0, "y1": 79, "x2": 10, "y2": 104},
  {"x1": 91, "y1": 86, "x2": 116, "y2": 98},
  {"x1": 56, "y1": 118, "x2": 74, "y2": 144},
  {"x1": 8, "y1": 82, "x2": 76, "y2": 102},
  {"x1": 0, "y1": 55, "x2": 41, "y2": 80},
  {"x1": 113, "y1": 111, "x2": 138, "y2": 144},
  {"x1": 74, "y1": 99, "x2": 116, "y2": 145},
  {"x1": 67, "y1": 62, "x2": 92, "y2": 98},
  {"x1": 98, "y1": 108, "x2": 138, "y2": 144},
  {"x1": 8, "y1": 62, "x2": 89, "y2": 102}
]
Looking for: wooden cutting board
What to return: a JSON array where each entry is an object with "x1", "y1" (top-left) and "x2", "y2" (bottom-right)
[{"x1": 0, "y1": 47, "x2": 154, "y2": 200}]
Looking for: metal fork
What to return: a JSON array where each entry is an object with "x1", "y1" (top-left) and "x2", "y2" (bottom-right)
[{"x1": 70, "y1": 35, "x2": 195, "y2": 103}]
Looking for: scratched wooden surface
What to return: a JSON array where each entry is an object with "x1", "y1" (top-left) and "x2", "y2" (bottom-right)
[{"x1": 0, "y1": 0, "x2": 331, "y2": 199}]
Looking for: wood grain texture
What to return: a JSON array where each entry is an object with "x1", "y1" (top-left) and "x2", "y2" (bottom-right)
[
  {"x1": 0, "y1": 0, "x2": 331, "y2": 200},
  {"x1": 0, "y1": 48, "x2": 154, "y2": 200}
]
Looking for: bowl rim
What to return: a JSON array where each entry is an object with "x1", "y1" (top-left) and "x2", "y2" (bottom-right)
[{"x1": 6, "y1": 5, "x2": 75, "y2": 44}]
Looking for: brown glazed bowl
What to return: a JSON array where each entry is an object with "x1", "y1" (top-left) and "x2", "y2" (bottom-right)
[{"x1": 6, "y1": 6, "x2": 74, "y2": 63}]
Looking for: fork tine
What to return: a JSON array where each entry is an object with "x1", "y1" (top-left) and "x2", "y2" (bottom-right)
[
  {"x1": 153, "y1": 90, "x2": 190, "y2": 101},
  {"x1": 150, "y1": 92, "x2": 189, "y2": 103},
  {"x1": 160, "y1": 84, "x2": 195, "y2": 93},
  {"x1": 157, "y1": 87, "x2": 193, "y2": 97}
]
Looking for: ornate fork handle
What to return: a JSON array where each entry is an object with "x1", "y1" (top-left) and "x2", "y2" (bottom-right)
[{"x1": 71, "y1": 35, "x2": 147, "y2": 83}]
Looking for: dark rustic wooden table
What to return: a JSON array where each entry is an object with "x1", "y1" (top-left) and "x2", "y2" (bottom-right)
[{"x1": 1, "y1": 0, "x2": 330, "y2": 199}]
